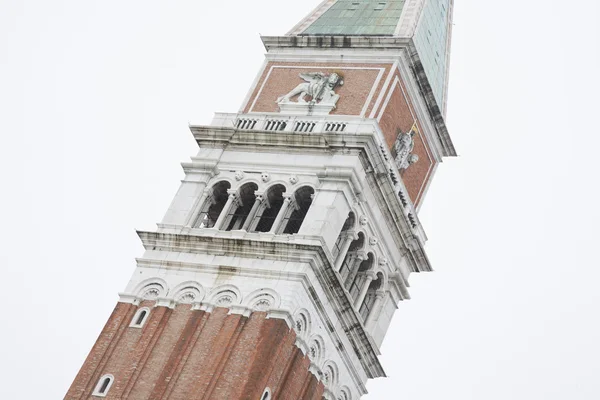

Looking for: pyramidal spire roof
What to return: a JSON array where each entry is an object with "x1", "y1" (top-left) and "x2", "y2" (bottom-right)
[
  {"x1": 297, "y1": 0, "x2": 407, "y2": 36},
  {"x1": 286, "y1": 0, "x2": 454, "y2": 114}
]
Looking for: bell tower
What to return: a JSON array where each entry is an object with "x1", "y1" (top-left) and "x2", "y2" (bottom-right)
[{"x1": 66, "y1": 1, "x2": 456, "y2": 399}]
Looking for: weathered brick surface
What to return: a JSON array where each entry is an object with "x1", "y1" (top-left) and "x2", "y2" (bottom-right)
[
  {"x1": 244, "y1": 61, "x2": 393, "y2": 117},
  {"x1": 66, "y1": 303, "x2": 323, "y2": 400},
  {"x1": 65, "y1": 302, "x2": 137, "y2": 399},
  {"x1": 377, "y1": 73, "x2": 435, "y2": 206}
]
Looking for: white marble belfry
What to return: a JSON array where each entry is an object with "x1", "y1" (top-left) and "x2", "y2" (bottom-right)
[{"x1": 116, "y1": 34, "x2": 455, "y2": 400}]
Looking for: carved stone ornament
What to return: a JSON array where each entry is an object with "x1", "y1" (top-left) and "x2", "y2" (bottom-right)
[
  {"x1": 234, "y1": 171, "x2": 245, "y2": 181},
  {"x1": 261, "y1": 172, "x2": 271, "y2": 183},
  {"x1": 394, "y1": 125, "x2": 420, "y2": 171},
  {"x1": 359, "y1": 215, "x2": 368, "y2": 226},
  {"x1": 216, "y1": 295, "x2": 234, "y2": 306},
  {"x1": 369, "y1": 237, "x2": 378, "y2": 246},
  {"x1": 142, "y1": 288, "x2": 160, "y2": 300},
  {"x1": 252, "y1": 298, "x2": 272, "y2": 311},
  {"x1": 177, "y1": 291, "x2": 197, "y2": 304},
  {"x1": 276, "y1": 72, "x2": 344, "y2": 116},
  {"x1": 289, "y1": 175, "x2": 299, "y2": 185}
]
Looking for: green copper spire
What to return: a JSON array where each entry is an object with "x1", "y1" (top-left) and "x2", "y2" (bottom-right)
[{"x1": 301, "y1": 0, "x2": 406, "y2": 36}]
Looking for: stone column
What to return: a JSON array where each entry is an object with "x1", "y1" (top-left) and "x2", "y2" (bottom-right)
[
  {"x1": 213, "y1": 191, "x2": 237, "y2": 230},
  {"x1": 334, "y1": 232, "x2": 358, "y2": 272},
  {"x1": 186, "y1": 188, "x2": 213, "y2": 227},
  {"x1": 269, "y1": 194, "x2": 292, "y2": 234},
  {"x1": 365, "y1": 291, "x2": 386, "y2": 331},
  {"x1": 354, "y1": 272, "x2": 376, "y2": 309},
  {"x1": 344, "y1": 251, "x2": 367, "y2": 287},
  {"x1": 241, "y1": 194, "x2": 264, "y2": 231}
]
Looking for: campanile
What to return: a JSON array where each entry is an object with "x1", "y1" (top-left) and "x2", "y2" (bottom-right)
[{"x1": 66, "y1": 1, "x2": 456, "y2": 399}]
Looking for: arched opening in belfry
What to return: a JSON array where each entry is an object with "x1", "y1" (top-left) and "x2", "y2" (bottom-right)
[
  {"x1": 359, "y1": 272, "x2": 384, "y2": 321},
  {"x1": 194, "y1": 180, "x2": 231, "y2": 229},
  {"x1": 282, "y1": 186, "x2": 315, "y2": 234},
  {"x1": 332, "y1": 212, "x2": 356, "y2": 259},
  {"x1": 338, "y1": 232, "x2": 365, "y2": 281},
  {"x1": 251, "y1": 184, "x2": 286, "y2": 233},
  {"x1": 224, "y1": 182, "x2": 259, "y2": 231},
  {"x1": 348, "y1": 252, "x2": 375, "y2": 298}
]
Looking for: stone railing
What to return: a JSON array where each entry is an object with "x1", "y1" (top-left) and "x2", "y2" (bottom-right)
[{"x1": 210, "y1": 112, "x2": 377, "y2": 135}]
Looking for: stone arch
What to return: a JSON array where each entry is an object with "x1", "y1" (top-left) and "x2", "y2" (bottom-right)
[
  {"x1": 338, "y1": 386, "x2": 352, "y2": 400},
  {"x1": 338, "y1": 231, "x2": 366, "y2": 281},
  {"x1": 332, "y1": 211, "x2": 357, "y2": 260},
  {"x1": 243, "y1": 288, "x2": 281, "y2": 312},
  {"x1": 321, "y1": 360, "x2": 339, "y2": 388},
  {"x1": 307, "y1": 334, "x2": 326, "y2": 365},
  {"x1": 170, "y1": 281, "x2": 205, "y2": 304},
  {"x1": 207, "y1": 284, "x2": 242, "y2": 307},
  {"x1": 359, "y1": 272, "x2": 385, "y2": 321},
  {"x1": 193, "y1": 180, "x2": 231, "y2": 228},
  {"x1": 133, "y1": 278, "x2": 168, "y2": 301},
  {"x1": 281, "y1": 185, "x2": 315, "y2": 234},
  {"x1": 374, "y1": 267, "x2": 390, "y2": 291},
  {"x1": 250, "y1": 183, "x2": 287, "y2": 232},
  {"x1": 223, "y1": 182, "x2": 259, "y2": 231},
  {"x1": 293, "y1": 308, "x2": 312, "y2": 340},
  {"x1": 347, "y1": 252, "x2": 375, "y2": 300}
]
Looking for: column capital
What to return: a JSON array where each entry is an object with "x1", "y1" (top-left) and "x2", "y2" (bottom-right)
[
  {"x1": 345, "y1": 230, "x2": 359, "y2": 241},
  {"x1": 375, "y1": 290, "x2": 386, "y2": 300},
  {"x1": 365, "y1": 271, "x2": 378, "y2": 280},
  {"x1": 355, "y1": 251, "x2": 368, "y2": 261}
]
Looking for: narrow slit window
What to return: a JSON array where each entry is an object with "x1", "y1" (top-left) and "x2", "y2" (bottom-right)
[
  {"x1": 261, "y1": 388, "x2": 272, "y2": 400},
  {"x1": 135, "y1": 310, "x2": 147, "y2": 325},
  {"x1": 92, "y1": 374, "x2": 114, "y2": 397},
  {"x1": 130, "y1": 307, "x2": 150, "y2": 328}
]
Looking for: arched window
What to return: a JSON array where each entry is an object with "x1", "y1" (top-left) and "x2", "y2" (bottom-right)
[
  {"x1": 260, "y1": 387, "x2": 272, "y2": 400},
  {"x1": 130, "y1": 307, "x2": 150, "y2": 328},
  {"x1": 332, "y1": 212, "x2": 355, "y2": 259},
  {"x1": 193, "y1": 181, "x2": 231, "y2": 228},
  {"x1": 338, "y1": 232, "x2": 365, "y2": 281},
  {"x1": 250, "y1": 184, "x2": 286, "y2": 233},
  {"x1": 359, "y1": 272, "x2": 383, "y2": 321},
  {"x1": 348, "y1": 253, "x2": 374, "y2": 299},
  {"x1": 281, "y1": 186, "x2": 314, "y2": 234},
  {"x1": 224, "y1": 182, "x2": 259, "y2": 231},
  {"x1": 92, "y1": 374, "x2": 114, "y2": 397}
]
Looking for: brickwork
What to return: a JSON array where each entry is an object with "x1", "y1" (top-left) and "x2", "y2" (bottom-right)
[
  {"x1": 66, "y1": 302, "x2": 324, "y2": 400},
  {"x1": 244, "y1": 62, "x2": 393, "y2": 117}
]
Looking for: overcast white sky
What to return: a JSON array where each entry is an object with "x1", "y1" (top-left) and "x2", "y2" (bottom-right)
[{"x1": 1, "y1": 0, "x2": 599, "y2": 399}]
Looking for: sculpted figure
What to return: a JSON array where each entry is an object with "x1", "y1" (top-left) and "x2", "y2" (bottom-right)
[
  {"x1": 277, "y1": 72, "x2": 344, "y2": 105},
  {"x1": 394, "y1": 128, "x2": 420, "y2": 171}
]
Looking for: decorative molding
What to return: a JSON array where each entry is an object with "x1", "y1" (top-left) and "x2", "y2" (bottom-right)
[
  {"x1": 234, "y1": 170, "x2": 245, "y2": 181},
  {"x1": 260, "y1": 172, "x2": 271, "y2": 183}
]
